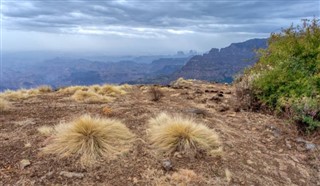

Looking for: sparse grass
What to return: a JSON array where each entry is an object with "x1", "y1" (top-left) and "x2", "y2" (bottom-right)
[
  {"x1": 149, "y1": 86, "x2": 164, "y2": 101},
  {"x1": 147, "y1": 113, "x2": 221, "y2": 156},
  {"x1": 43, "y1": 115, "x2": 135, "y2": 166},
  {"x1": 58, "y1": 86, "x2": 87, "y2": 94},
  {"x1": 37, "y1": 85, "x2": 53, "y2": 93},
  {"x1": 170, "y1": 77, "x2": 194, "y2": 88},
  {"x1": 98, "y1": 84, "x2": 127, "y2": 97},
  {"x1": 71, "y1": 90, "x2": 112, "y2": 103},
  {"x1": 0, "y1": 98, "x2": 12, "y2": 112},
  {"x1": 37, "y1": 126, "x2": 54, "y2": 136},
  {"x1": 0, "y1": 86, "x2": 52, "y2": 101}
]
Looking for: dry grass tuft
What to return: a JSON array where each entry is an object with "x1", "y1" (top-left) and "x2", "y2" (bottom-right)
[
  {"x1": 149, "y1": 86, "x2": 164, "y2": 101},
  {"x1": 43, "y1": 115, "x2": 135, "y2": 166},
  {"x1": 37, "y1": 85, "x2": 53, "y2": 93},
  {"x1": 37, "y1": 126, "x2": 54, "y2": 136},
  {"x1": 0, "y1": 98, "x2": 12, "y2": 111},
  {"x1": 147, "y1": 113, "x2": 221, "y2": 156},
  {"x1": 171, "y1": 169, "x2": 203, "y2": 184},
  {"x1": 0, "y1": 86, "x2": 53, "y2": 101},
  {"x1": 170, "y1": 77, "x2": 194, "y2": 88},
  {"x1": 58, "y1": 86, "x2": 87, "y2": 94},
  {"x1": 98, "y1": 84, "x2": 127, "y2": 97},
  {"x1": 71, "y1": 90, "x2": 112, "y2": 103}
]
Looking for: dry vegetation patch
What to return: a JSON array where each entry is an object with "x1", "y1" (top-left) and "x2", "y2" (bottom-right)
[
  {"x1": 147, "y1": 113, "x2": 221, "y2": 156},
  {"x1": 0, "y1": 98, "x2": 12, "y2": 112},
  {"x1": 42, "y1": 115, "x2": 135, "y2": 166}
]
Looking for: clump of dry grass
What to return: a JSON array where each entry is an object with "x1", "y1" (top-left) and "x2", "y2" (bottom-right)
[
  {"x1": 98, "y1": 84, "x2": 127, "y2": 97},
  {"x1": 0, "y1": 85, "x2": 53, "y2": 101},
  {"x1": 0, "y1": 89, "x2": 29, "y2": 100},
  {"x1": 37, "y1": 85, "x2": 52, "y2": 93},
  {"x1": 0, "y1": 98, "x2": 12, "y2": 111},
  {"x1": 37, "y1": 126, "x2": 54, "y2": 136},
  {"x1": 147, "y1": 113, "x2": 221, "y2": 156},
  {"x1": 71, "y1": 90, "x2": 112, "y2": 103},
  {"x1": 149, "y1": 86, "x2": 164, "y2": 101},
  {"x1": 43, "y1": 115, "x2": 135, "y2": 166},
  {"x1": 58, "y1": 86, "x2": 87, "y2": 94},
  {"x1": 170, "y1": 77, "x2": 194, "y2": 88}
]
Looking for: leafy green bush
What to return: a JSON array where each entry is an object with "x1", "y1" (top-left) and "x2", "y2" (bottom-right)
[{"x1": 237, "y1": 18, "x2": 320, "y2": 131}]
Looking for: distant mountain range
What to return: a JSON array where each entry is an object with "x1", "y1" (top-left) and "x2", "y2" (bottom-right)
[
  {"x1": 1, "y1": 38, "x2": 267, "y2": 91},
  {"x1": 128, "y1": 38, "x2": 267, "y2": 84}
]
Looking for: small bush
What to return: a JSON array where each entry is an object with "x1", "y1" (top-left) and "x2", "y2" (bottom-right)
[
  {"x1": 0, "y1": 98, "x2": 11, "y2": 111},
  {"x1": 71, "y1": 90, "x2": 112, "y2": 103},
  {"x1": 58, "y1": 86, "x2": 87, "y2": 94},
  {"x1": 236, "y1": 18, "x2": 320, "y2": 131},
  {"x1": 149, "y1": 86, "x2": 164, "y2": 101},
  {"x1": 147, "y1": 113, "x2": 221, "y2": 156},
  {"x1": 43, "y1": 115, "x2": 135, "y2": 166}
]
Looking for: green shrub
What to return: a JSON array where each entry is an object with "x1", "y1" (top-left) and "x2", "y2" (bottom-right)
[{"x1": 237, "y1": 18, "x2": 320, "y2": 131}]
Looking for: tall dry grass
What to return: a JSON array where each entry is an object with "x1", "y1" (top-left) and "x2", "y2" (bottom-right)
[{"x1": 43, "y1": 115, "x2": 135, "y2": 166}]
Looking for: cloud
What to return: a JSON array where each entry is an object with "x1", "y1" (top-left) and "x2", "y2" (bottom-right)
[{"x1": 1, "y1": 0, "x2": 319, "y2": 53}]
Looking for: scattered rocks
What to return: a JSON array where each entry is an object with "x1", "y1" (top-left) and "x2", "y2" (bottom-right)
[
  {"x1": 296, "y1": 137, "x2": 317, "y2": 151},
  {"x1": 265, "y1": 125, "x2": 281, "y2": 138},
  {"x1": 209, "y1": 96, "x2": 221, "y2": 102},
  {"x1": 60, "y1": 171, "x2": 84, "y2": 179},
  {"x1": 162, "y1": 159, "x2": 173, "y2": 171},
  {"x1": 20, "y1": 159, "x2": 31, "y2": 169},
  {"x1": 217, "y1": 104, "x2": 229, "y2": 112}
]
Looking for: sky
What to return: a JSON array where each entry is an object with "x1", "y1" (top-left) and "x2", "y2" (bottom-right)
[{"x1": 1, "y1": 0, "x2": 319, "y2": 55}]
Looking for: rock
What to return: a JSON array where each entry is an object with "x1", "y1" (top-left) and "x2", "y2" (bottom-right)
[
  {"x1": 217, "y1": 93, "x2": 224, "y2": 97},
  {"x1": 265, "y1": 125, "x2": 281, "y2": 138},
  {"x1": 60, "y1": 171, "x2": 84, "y2": 179},
  {"x1": 20, "y1": 159, "x2": 31, "y2": 169},
  {"x1": 210, "y1": 96, "x2": 221, "y2": 102},
  {"x1": 305, "y1": 143, "x2": 316, "y2": 151},
  {"x1": 296, "y1": 137, "x2": 316, "y2": 151},
  {"x1": 195, "y1": 89, "x2": 203, "y2": 94},
  {"x1": 162, "y1": 159, "x2": 173, "y2": 171},
  {"x1": 217, "y1": 104, "x2": 229, "y2": 112}
]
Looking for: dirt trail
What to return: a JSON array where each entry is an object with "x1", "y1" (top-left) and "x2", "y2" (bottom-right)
[{"x1": 1, "y1": 82, "x2": 319, "y2": 185}]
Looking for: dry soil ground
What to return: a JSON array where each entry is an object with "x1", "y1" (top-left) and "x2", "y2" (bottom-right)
[{"x1": 1, "y1": 82, "x2": 319, "y2": 185}]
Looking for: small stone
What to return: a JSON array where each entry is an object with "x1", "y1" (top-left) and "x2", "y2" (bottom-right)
[
  {"x1": 246, "y1": 160, "x2": 254, "y2": 165},
  {"x1": 162, "y1": 159, "x2": 173, "y2": 171},
  {"x1": 210, "y1": 96, "x2": 221, "y2": 102},
  {"x1": 305, "y1": 143, "x2": 316, "y2": 151},
  {"x1": 24, "y1": 143, "x2": 31, "y2": 148},
  {"x1": 20, "y1": 159, "x2": 31, "y2": 169},
  {"x1": 60, "y1": 171, "x2": 84, "y2": 179},
  {"x1": 217, "y1": 93, "x2": 224, "y2": 97},
  {"x1": 217, "y1": 105, "x2": 229, "y2": 112}
]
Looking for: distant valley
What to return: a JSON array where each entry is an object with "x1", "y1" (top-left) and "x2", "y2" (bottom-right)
[{"x1": 1, "y1": 38, "x2": 267, "y2": 91}]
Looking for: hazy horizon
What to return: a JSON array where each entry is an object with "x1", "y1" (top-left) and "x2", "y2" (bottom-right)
[{"x1": 2, "y1": 0, "x2": 319, "y2": 55}]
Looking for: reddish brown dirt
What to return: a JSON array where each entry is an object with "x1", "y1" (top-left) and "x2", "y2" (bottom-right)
[{"x1": 1, "y1": 82, "x2": 319, "y2": 185}]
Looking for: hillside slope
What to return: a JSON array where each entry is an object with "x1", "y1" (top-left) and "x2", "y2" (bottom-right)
[
  {"x1": 0, "y1": 81, "x2": 319, "y2": 185},
  {"x1": 173, "y1": 38, "x2": 267, "y2": 83}
]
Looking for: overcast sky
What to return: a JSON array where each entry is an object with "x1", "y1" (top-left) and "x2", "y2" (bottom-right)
[{"x1": 2, "y1": 0, "x2": 319, "y2": 55}]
